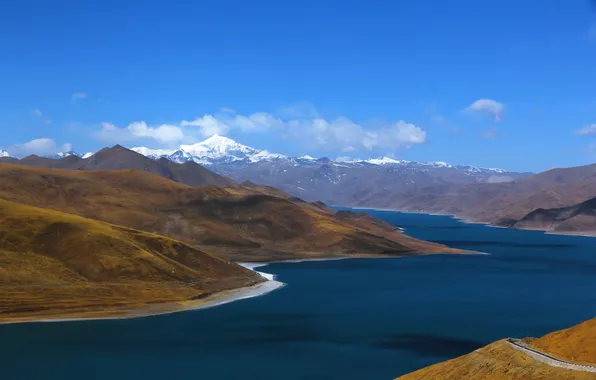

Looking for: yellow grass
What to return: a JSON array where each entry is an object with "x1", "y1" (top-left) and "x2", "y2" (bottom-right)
[{"x1": 0, "y1": 198, "x2": 262, "y2": 320}]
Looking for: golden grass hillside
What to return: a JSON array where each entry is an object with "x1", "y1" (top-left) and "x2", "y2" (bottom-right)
[
  {"x1": 396, "y1": 320, "x2": 596, "y2": 380},
  {"x1": 0, "y1": 198, "x2": 263, "y2": 321},
  {"x1": 396, "y1": 340, "x2": 596, "y2": 380},
  {"x1": 0, "y1": 164, "x2": 468, "y2": 261},
  {"x1": 530, "y1": 318, "x2": 596, "y2": 366}
]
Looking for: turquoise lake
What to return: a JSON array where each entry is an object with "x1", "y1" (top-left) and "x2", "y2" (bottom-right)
[{"x1": 2, "y1": 209, "x2": 596, "y2": 379}]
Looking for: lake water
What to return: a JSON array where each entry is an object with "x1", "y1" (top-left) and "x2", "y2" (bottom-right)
[{"x1": 2, "y1": 210, "x2": 596, "y2": 379}]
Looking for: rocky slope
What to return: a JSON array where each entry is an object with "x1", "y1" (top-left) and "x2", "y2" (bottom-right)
[
  {"x1": 355, "y1": 164, "x2": 596, "y2": 233},
  {"x1": 505, "y1": 196, "x2": 596, "y2": 234},
  {"x1": 396, "y1": 319, "x2": 596, "y2": 379}
]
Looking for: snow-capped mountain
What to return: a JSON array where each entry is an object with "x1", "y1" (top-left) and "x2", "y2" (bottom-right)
[
  {"x1": 130, "y1": 135, "x2": 522, "y2": 178},
  {"x1": 132, "y1": 134, "x2": 287, "y2": 166},
  {"x1": 127, "y1": 134, "x2": 531, "y2": 204},
  {"x1": 45, "y1": 150, "x2": 83, "y2": 159},
  {"x1": 0, "y1": 149, "x2": 9, "y2": 158}
]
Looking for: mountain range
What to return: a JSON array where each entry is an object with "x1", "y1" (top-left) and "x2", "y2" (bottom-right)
[
  {"x1": 2, "y1": 135, "x2": 595, "y2": 234},
  {"x1": 3, "y1": 134, "x2": 532, "y2": 201}
]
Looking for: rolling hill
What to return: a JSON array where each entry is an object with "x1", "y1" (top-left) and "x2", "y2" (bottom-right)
[
  {"x1": 0, "y1": 198, "x2": 263, "y2": 322},
  {"x1": 396, "y1": 318, "x2": 596, "y2": 379},
  {"x1": 0, "y1": 163, "x2": 468, "y2": 262}
]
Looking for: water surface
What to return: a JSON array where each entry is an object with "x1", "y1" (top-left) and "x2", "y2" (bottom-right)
[{"x1": 2, "y1": 210, "x2": 596, "y2": 379}]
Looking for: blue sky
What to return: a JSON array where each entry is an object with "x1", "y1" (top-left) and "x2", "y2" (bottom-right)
[{"x1": 1, "y1": 0, "x2": 596, "y2": 172}]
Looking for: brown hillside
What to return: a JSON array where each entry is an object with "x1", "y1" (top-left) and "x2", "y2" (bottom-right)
[
  {"x1": 396, "y1": 340, "x2": 596, "y2": 380},
  {"x1": 0, "y1": 198, "x2": 263, "y2": 321},
  {"x1": 71, "y1": 145, "x2": 236, "y2": 187},
  {"x1": 0, "y1": 163, "x2": 468, "y2": 262},
  {"x1": 355, "y1": 166, "x2": 596, "y2": 233},
  {"x1": 396, "y1": 319, "x2": 596, "y2": 380}
]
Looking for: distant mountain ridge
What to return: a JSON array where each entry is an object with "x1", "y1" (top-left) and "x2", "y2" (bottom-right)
[
  {"x1": 122, "y1": 135, "x2": 532, "y2": 204},
  {"x1": 1, "y1": 136, "x2": 534, "y2": 219},
  {"x1": 0, "y1": 145, "x2": 235, "y2": 188},
  {"x1": 127, "y1": 135, "x2": 517, "y2": 175},
  {"x1": 502, "y1": 196, "x2": 596, "y2": 234},
  {"x1": 131, "y1": 134, "x2": 286, "y2": 165}
]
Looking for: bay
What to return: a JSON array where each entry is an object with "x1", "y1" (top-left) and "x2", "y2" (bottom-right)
[{"x1": 2, "y1": 210, "x2": 596, "y2": 379}]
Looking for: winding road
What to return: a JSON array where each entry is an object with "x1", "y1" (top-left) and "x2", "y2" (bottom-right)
[{"x1": 507, "y1": 338, "x2": 596, "y2": 374}]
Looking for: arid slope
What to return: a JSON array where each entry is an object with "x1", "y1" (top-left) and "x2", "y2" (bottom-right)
[
  {"x1": 0, "y1": 198, "x2": 263, "y2": 321},
  {"x1": 355, "y1": 164, "x2": 596, "y2": 233},
  {"x1": 0, "y1": 164, "x2": 468, "y2": 261}
]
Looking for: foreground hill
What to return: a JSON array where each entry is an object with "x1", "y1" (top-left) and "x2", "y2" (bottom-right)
[
  {"x1": 0, "y1": 164, "x2": 467, "y2": 262},
  {"x1": 396, "y1": 319, "x2": 596, "y2": 380},
  {"x1": 530, "y1": 318, "x2": 596, "y2": 366},
  {"x1": 0, "y1": 198, "x2": 263, "y2": 322}
]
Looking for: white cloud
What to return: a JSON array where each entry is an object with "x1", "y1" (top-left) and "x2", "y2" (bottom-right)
[
  {"x1": 286, "y1": 117, "x2": 426, "y2": 152},
  {"x1": 32, "y1": 109, "x2": 51, "y2": 124},
  {"x1": 96, "y1": 121, "x2": 185, "y2": 145},
  {"x1": 220, "y1": 107, "x2": 236, "y2": 114},
  {"x1": 575, "y1": 124, "x2": 596, "y2": 136},
  {"x1": 481, "y1": 127, "x2": 499, "y2": 139},
  {"x1": 276, "y1": 102, "x2": 320, "y2": 119},
  {"x1": 229, "y1": 112, "x2": 284, "y2": 133},
  {"x1": 181, "y1": 114, "x2": 230, "y2": 137},
  {"x1": 465, "y1": 99, "x2": 505, "y2": 122},
  {"x1": 7, "y1": 138, "x2": 71, "y2": 157},
  {"x1": 94, "y1": 106, "x2": 428, "y2": 153},
  {"x1": 71, "y1": 92, "x2": 88, "y2": 101}
]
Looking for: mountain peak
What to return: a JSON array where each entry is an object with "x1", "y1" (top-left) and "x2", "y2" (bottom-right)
[
  {"x1": 202, "y1": 134, "x2": 236, "y2": 145},
  {"x1": 0, "y1": 149, "x2": 9, "y2": 158},
  {"x1": 366, "y1": 157, "x2": 406, "y2": 165}
]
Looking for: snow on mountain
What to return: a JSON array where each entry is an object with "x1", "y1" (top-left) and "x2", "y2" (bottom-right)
[
  {"x1": 132, "y1": 135, "x2": 285, "y2": 166},
  {"x1": 57, "y1": 151, "x2": 82, "y2": 158},
  {"x1": 249, "y1": 150, "x2": 287, "y2": 162},
  {"x1": 365, "y1": 157, "x2": 408, "y2": 165},
  {"x1": 45, "y1": 151, "x2": 83, "y2": 159},
  {"x1": 181, "y1": 134, "x2": 256, "y2": 157},
  {"x1": 82, "y1": 152, "x2": 95, "y2": 159},
  {"x1": 167, "y1": 150, "x2": 195, "y2": 164},
  {"x1": 130, "y1": 134, "x2": 510, "y2": 175},
  {"x1": 131, "y1": 147, "x2": 175, "y2": 159},
  {"x1": 0, "y1": 149, "x2": 9, "y2": 158}
]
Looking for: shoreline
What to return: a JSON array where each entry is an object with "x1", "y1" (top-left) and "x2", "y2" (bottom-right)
[
  {"x1": 344, "y1": 206, "x2": 596, "y2": 238},
  {"x1": 0, "y1": 265, "x2": 285, "y2": 325},
  {"x1": 0, "y1": 210, "x2": 494, "y2": 325}
]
